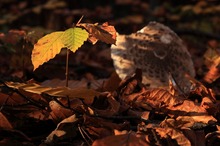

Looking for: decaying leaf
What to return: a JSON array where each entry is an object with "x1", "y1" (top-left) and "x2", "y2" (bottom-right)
[
  {"x1": 122, "y1": 88, "x2": 184, "y2": 110},
  {"x1": 31, "y1": 27, "x2": 88, "y2": 70},
  {"x1": 155, "y1": 126, "x2": 191, "y2": 146},
  {"x1": 49, "y1": 100, "x2": 76, "y2": 123},
  {"x1": 0, "y1": 112, "x2": 13, "y2": 129},
  {"x1": 167, "y1": 100, "x2": 217, "y2": 125},
  {"x1": 5, "y1": 82, "x2": 100, "y2": 105},
  {"x1": 44, "y1": 114, "x2": 78, "y2": 145},
  {"x1": 203, "y1": 46, "x2": 220, "y2": 83},
  {"x1": 77, "y1": 22, "x2": 116, "y2": 44},
  {"x1": 92, "y1": 132, "x2": 150, "y2": 146},
  {"x1": 204, "y1": 56, "x2": 220, "y2": 83},
  {"x1": 91, "y1": 92, "x2": 120, "y2": 116}
]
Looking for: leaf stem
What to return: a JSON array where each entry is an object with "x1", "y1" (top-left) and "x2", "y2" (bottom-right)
[{"x1": 65, "y1": 49, "x2": 69, "y2": 87}]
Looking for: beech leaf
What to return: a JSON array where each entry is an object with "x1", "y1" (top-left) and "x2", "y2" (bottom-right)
[
  {"x1": 62, "y1": 27, "x2": 89, "y2": 52},
  {"x1": 31, "y1": 31, "x2": 64, "y2": 70},
  {"x1": 77, "y1": 22, "x2": 116, "y2": 44},
  {"x1": 31, "y1": 27, "x2": 88, "y2": 70}
]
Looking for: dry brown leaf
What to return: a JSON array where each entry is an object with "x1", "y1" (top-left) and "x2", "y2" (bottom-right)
[
  {"x1": 0, "y1": 112, "x2": 13, "y2": 129},
  {"x1": 91, "y1": 92, "x2": 120, "y2": 116},
  {"x1": 92, "y1": 132, "x2": 150, "y2": 146},
  {"x1": 203, "y1": 46, "x2": 220, "y2": 83},
  {"x1": 44, "y1": 114, "x2": 78, "y2": 145},
  {"x1": 155, "y1": 126, "x2": 191, "y2": 146},
  {"x1": 125, "y1": 88, "x2": 184, "y2": 110},
  {"x1": 77, "y1": 22, "x2": 116, "y2": 44},
  {"x1": 83, "y1": 115, "x2": 130, "y2": 139},
  {"x1": 185, "y1": 74, "x2": 216, "y2": 102},
  {"x1": 183, "y1": 128, "x2": 206, "y2": 146},
  {"x1": 205, "y1": 131, "x2": 220, "y2": 146},
  {"x1": 5, "y1": 82, "x2": 100, "y2": 105},
  {"x1": 49, "y1": 99, "x2": 78, "y2": 123},
  {"x1": 100, "y1": 71, "x2": 121, "y2": 92},
  {"x1": 203, "y1": 56, "x2": 220, "y2": 83},
  {"x1": 84, "y1": 115, "x2": 129, "y2": 131},
  {"x1": 0, "y1": 92, "x2": 26, "y2": 105},
  {"x1": 45, "y1": 87, "x2": 100, "y2": 105},
  {"x1": 167, "y1": 100, "x2": 217, "y2": 125},
  {"x1": 160, "y1": 118, "x2": 195, "y2": 129}
]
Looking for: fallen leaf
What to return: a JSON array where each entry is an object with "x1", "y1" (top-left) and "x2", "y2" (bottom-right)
[
  {"x1": 49, "y1": 100, "x2": 76, "y2": 123},
  {"x1": 91, "y1": 92, "x2": 120, "y2": 116},
  {"x1": 155, "y1": 126, "x2": 191, "y2": 146},
  {"x1": 203, "y1": 56, "x2": 220, "y2": 83},
  {"x1": 0, "y1": 112, "x2": 13, "y2": 129},
  {"x1": 205, "y1": 131, "x2": 220, "y2": 146},
  {"x1": 44, "y1": 114, "x2": 78, "y2": 145},
  {"x1": 92, "y1": 132, "x2": 150, "y2": 146}
]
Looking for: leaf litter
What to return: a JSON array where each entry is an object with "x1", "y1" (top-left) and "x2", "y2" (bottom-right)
[{"x1": 0, "y1": 67, "x2": 220, "y2": 146}]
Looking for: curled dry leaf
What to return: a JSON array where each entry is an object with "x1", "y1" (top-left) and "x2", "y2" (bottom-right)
[
  {"x1": 118, "y1": 69, "x2": 143, "y2": 97},
  {"x1": 77, "y1": 22, "x2": 116, "y2": 44},
  {"x1": 155, "y1": 126, "x2": 191, "y2": 146},
  {"x1": 100, "y1": 71, "x2": 121, "y2": 92},
  {"x1": 44, "y1": 114, "x2": 78, "y2": 145},
  {"x1": 49, "y1": 99, "x2": 79, "y2": 123},
  {"x1": 139, "y1": 122, "x2": 191, "y2": 146},
  {"x1": 185, "y1": 74, "x2": 216, "y2": 102},
  {"x1": 123, "y1": 88, "x2": 184, "y2": 110},
  {"x1": 205, "y1": 131, "x2": 220, "y2": 146},
  {"x1": 182, "y1": 128, "x2": 206, "y2": 146},
  {"x1": 203, "y1": 46, "x2": 220, "y2": 83},
  {"x1": 204, "y1": 56, "x2": 220, "y2": 83},
  {"x1": 91, "y1": 92, "x2": 120, "y2": 116}
]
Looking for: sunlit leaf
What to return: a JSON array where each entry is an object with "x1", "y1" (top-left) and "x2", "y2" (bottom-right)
[
  {"x1": 31, "y1": 31, "x2": 64, "y2": 70},
  {"x1": 31, "y1": 27, "x2": 88, "y2": 70},
  {"x1": 61, "y1": 27, "x2": 89, "y2": 53}
]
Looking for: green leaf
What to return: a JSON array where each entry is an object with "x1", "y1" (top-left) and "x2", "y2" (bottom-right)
[{"x1": 62, "y1": 27, "x2": 89, "y2": 53}]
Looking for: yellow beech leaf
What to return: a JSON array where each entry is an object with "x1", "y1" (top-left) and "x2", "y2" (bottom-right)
[
  {"x1": 61, "y1": 27, "x2": 88, "y2": 52},
  {"x1": 31, "y1": 31, "x2": 64, "y2": 70},
  {"x1": 31, "y1": 27, "x2": 88, "y2": 70}
]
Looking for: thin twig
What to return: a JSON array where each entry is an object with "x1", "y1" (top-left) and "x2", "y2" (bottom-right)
[{"x1": 78, "y1": 124, "x2": 92, "y2": 146}]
